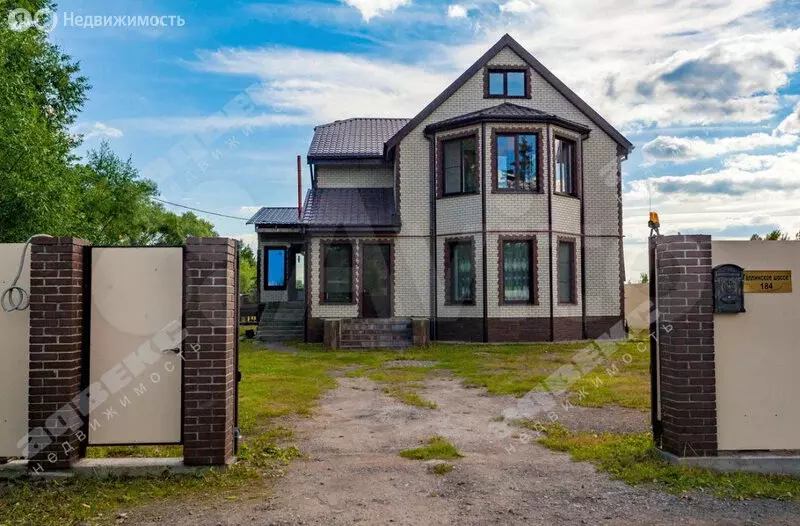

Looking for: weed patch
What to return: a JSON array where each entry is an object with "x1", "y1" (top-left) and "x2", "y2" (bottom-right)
[{"x1": 400, "y1": 436, "x2": 463, "y2": 461}]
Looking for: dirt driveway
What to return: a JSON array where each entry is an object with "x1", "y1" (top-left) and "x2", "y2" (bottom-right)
[{"x1": 131, "y1": 372, "x2": 800, "y2": 525}]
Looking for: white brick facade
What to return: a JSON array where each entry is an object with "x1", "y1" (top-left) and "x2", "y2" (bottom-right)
[{"x1": 316, "y1": 164, "x2": 393, "y2": 188}]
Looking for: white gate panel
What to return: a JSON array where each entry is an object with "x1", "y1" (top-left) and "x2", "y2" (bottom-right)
[
  {"x1": 89, "y1": 247, "x2": 183, "y2": 445},
  {"x1": 0, "y1": 244, "x2": 29, "y2": 457}
]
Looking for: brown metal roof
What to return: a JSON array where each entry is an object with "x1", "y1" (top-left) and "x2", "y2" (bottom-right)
[
  {"x1": 424, "y1": 102, "x2": 592, "y2": 135},
  {"x1": 301, "y1": 188, "x2": 398, "y2": 231},
  {"x1": 308, "y1": 118, "x2": 410, "y2": 161}
]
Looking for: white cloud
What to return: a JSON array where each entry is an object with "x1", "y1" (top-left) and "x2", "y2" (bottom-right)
[
  {"x1": 642, "y1": 133, "x2": 799, "y2": 164},
  {"x1": 342, "y1": 0, "x2": 411, "y2": 21},
  {"x1": 777, "y1": 102, "x2": 800, "y2": 135},
  {"x1": 194, "y1": 47, "x2": 453, "y2": 123},
  {"x1": 499, "y1": 0, "x2": 537, "y2": 14},
  {"x1": 447, "y1": 4, "x2": 469, "y2": 18},
  {"x1": 124, "y1": 113, "x2": 312, "y2": 134},
  {"x1": 74, "y1": 122, "x2": 123, "y2": 140}
]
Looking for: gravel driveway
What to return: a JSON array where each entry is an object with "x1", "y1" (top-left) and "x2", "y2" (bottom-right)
[{"x1": 129, "y1": 374, "x2": 800, "y2": 525}]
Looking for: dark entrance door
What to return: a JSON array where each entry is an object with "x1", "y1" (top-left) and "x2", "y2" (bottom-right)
[
  {"x1": 361, "y1": 243, "x2": 392, "y2": 318},
  {"x1": 288, "y1": 245, "x2": 305, "y2": 302}
]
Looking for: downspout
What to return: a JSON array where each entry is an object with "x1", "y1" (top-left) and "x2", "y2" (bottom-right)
[
  {"x1": 426, "y1": 134, "x2": 438, "y2": 340},
  {"x1": 481, "y1": 122, "x2": 488, "y2": 343},
  {"x1": 547, "y1": 125, "x2": 554, "y2": 341},
  {"x1": 580, "y1": 138, "x2": 587, "y2": 339}
]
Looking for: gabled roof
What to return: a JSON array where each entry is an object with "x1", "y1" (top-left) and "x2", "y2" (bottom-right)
[
  {"x1": 308, "y1": 118, "x2": 410, "y2": 161},
  {"x1": 424, "y1": 102, "x2": 591, "y2": 135},
  {"x1": 385, "y1": 34, "x2": 633, "y2": 156},
  {"x1": 247, "y1": 207, "x2": 301, "y2": 226},
  {"x1": 302, "y1": 188, "x2": 398, "y2": 232}
]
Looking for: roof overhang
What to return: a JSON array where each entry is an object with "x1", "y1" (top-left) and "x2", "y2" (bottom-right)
[
  {"x1": 424, "y1": 114, "x2": 591, "y2": 136},
  {"x1": 307, "y1": 156, "x2": 388, "y2": 166},
  {"x1": 305, "y1": 224, "x2": 401, "y2": 234}
]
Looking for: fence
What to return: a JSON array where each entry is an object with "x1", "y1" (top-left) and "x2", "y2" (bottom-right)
[{"x1": 0, "y1": 237, "x2": 240, "y2": 471}]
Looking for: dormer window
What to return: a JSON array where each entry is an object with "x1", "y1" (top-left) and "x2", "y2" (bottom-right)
[{"x1": 486, "y1": 68, "x2": 528, "y2": 98}]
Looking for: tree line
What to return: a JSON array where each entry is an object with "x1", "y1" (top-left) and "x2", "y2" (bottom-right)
[{"x1": 1, "y1": 2, "x2": 257, "y2": 293}]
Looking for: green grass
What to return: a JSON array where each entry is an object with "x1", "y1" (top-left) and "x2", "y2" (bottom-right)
[
  {"x1": 428, "y1": 462, "x2": 454, "y2": 475},
  {"x1": 528, "y1": 421, "x2": 800, "y2": 501},
  {"x1": 399, "y1": 436, "x2": 463, "y2": 460}
]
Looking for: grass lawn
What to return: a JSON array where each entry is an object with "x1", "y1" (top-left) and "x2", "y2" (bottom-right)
[
  {"x1": 524, "y1": 421, "x2": 800, "y2": 502},
  {"x1": 4, "y1": 330, "x2": 795, "y2": 523}
]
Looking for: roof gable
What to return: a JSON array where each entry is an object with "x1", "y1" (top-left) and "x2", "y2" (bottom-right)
[{"x1": 385, "y1": 34, "x2": 633, "y2": 155}]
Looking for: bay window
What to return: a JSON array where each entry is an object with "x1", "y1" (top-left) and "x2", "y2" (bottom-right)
[
  {"x1": 443, "y1": 136, "x2": 478, "y2": 195},
  {"x1": 555, "y1": 137, "x2": 577, "y2": 196},
  {"x1": 501, "y1": 240, "x2": 534, "y2": 304},
  {"x1": 447, "y1": 240, "x2": 474, "y2": 304},
  {"x1": 496, "y1": 133, "x2": 539, "y2": 191}
]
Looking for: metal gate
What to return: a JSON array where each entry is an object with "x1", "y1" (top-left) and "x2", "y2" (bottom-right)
[
  {"x1": 87, "y1": 247, "x2": 183, "y2": 446},
  {"x1": 0, "y1": 244, "x2": 30, "y2": 457}
]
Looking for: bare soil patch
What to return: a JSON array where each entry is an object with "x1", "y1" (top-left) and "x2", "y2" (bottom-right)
[{"x1": 125, "y1": 376, "x2": 800, "y2": 525}]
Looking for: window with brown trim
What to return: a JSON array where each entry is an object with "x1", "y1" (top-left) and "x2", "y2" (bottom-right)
[
  {"x1": 264, "y1": 247, "x2": 287, "y2": 290},
  {"x1": 322, "y1": 243, "x2": 353, "y2": 303},
  {"x1": 555, "y1": 137, "x2": 577, "y2": 196},
  {"x1": 443, "y1": 136, "x2": 477, "y2": 195},
  {"x1": 557, "y1": 240, "x2": 576, "y2": 304},
  {"x1": 446, "y1": 239, "x2": 475, "y2": 305},
  {"x1": 500, "y1": 240, "x2": 535, "y2": 304},
  {"x1": 496, "y1": 133, "x2": 539, "y2": 191},
  {"x1": 486, "y1": 69, "x2": 527, "y2": 98}
]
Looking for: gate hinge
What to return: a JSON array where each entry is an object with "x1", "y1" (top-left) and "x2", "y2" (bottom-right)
[{"x1": 236, "y1": 370, "x2": 242, "y2": 382}]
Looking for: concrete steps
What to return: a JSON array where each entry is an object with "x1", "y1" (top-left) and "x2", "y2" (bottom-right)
[{"x1": 257, "y1": 302, "x2": 305, "y2": 343}]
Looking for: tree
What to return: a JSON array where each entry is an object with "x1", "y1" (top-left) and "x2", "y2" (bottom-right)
[
  {"x1": 751, "y1": 230, "x2": 793, "y2": 241},
  {"x1": 238, "y1": 244, "x2": 257, "y2": 298},
  {"x1": 639, "y1": 272, "x2": 649, "y2": 284},
  {"x1": 0, "y1": 1, "x2": 89, "y2": 242}
]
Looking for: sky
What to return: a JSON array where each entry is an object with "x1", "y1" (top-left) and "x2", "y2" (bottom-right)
[{"x1": 46, "y1": 0, "x2": 800, "y2": 279}]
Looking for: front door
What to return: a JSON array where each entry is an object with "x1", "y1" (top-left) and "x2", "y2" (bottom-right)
[
  {"x1": 288, "y1": 245, "x2": 305, "y2": 302},
  {"x1": 361, "y1": 243, "x2": 392, "y2": 318}
]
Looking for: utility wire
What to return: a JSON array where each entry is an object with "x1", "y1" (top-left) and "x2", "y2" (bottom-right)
[{"x1": 153, "y1": 197, "x2": 250, "y2": 221}]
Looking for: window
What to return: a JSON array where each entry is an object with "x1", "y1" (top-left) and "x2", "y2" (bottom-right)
[
  {"x1": 443, "y1": 136, "x2": 477, "y2": 195},
  {"x1": 496, "y1": 133, "x2": 538, "y2": 191},
  {"x1": 555, "y1": 138, "x2": 577, "y2": 195},
  {"x1": 323, "y1": 244, "x2": 353, "y2": 303},
  {"x1": 487, "y1": 70, "x2": 526, "y2": 97},
  {"x1": 557, "y1": 241, "x2": 576, "y2": 304},
  {"x1": 501, "y1": 240, "x2": 534, "y2": 304},
  {"x1": 265, "y1": 248, "x2": 286, "y2": 289},
  {"x1": 447, "y1": 240, "x2": 474, "y2": 304}
]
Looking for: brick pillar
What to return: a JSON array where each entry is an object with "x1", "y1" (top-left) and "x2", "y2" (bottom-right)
[
  {"x1": 183, "y1": 238, "x2": 237, "y2": 466},
  {"x1": 28, "y1": 237, "x2": 89, "y2": 469},
  {"x1": 654, "y1": 235, "x2": 717, "y2": 457}
]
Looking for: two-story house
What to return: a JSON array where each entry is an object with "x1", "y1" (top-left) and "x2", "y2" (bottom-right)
[{"x1": 248, "y1": 34, "x2": 633, "y2": 347}]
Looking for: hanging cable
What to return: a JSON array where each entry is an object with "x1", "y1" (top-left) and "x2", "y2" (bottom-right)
[
  {"x1": 152, "y1": 197, "x2": 250, "y2": 221},
  {"x1": 1, "y1": 235, "x2": 52, "y2": 312}
]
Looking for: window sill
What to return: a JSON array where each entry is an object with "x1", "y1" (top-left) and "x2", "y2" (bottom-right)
[
  {"x1": 500, "y1": 300, "x2": 538, "y2": 306},
  {"x1": 265, "y1": 286, "x2": 288, "y2": 291},
  {"x1": 557, "y1": 301, "x2": 579, "y2": 306},
  {"x1": 554, "y1": 192, "x2": 580, "y2": 200},
  {"x1": 485, "y1": 94, "x2": 529, "y2": 99},
  {"x1": 440, "y1": 191, "x2": 480, "y2": 199},
  {"x1": 321, "y1": 300, "x2": 356, "y2": 305},
  {"x1": 445, "y1": 301, "x2": 476, "y2": 306},
  {"x1": 492, "y1": 188, "x2": 543, "y2": 194}
]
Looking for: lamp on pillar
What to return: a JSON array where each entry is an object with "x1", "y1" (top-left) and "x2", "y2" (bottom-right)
[{"x1": 649, "y1": 211, "x2": 660, "y2": 237}]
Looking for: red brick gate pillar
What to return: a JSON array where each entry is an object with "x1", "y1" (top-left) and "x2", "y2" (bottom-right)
[
  {"x1": 653, "y1": 235, "x2": 717, "y2": 457},
  {"x1": 183, "y1": 238, "x2": 238, "y2": 466},
  {"x1": 27, "y1": 237, "x2": 90, "y2": 470}
]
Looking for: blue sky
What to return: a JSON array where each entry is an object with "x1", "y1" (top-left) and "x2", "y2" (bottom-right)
[{"x1": 50, "y1": 0, "x2": 800, "y2": 277}]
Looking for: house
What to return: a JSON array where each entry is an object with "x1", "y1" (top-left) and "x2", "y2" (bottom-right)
[{"x1": 247, "y1": 34, "x2": 633, "y2": 347}]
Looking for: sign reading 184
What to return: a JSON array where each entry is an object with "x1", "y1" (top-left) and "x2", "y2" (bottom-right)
[{"x1": 743, "y1": 270, "x2": 792, "y2": 293}]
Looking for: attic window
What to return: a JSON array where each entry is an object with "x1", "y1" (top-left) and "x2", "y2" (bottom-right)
[{"x1": 486, "y1": 69, "x2": 527, "y2": 98}]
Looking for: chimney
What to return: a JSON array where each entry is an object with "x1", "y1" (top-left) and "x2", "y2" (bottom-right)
[{"x1": 297, "y1": 155, "x2": 302, "y2": 219}]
